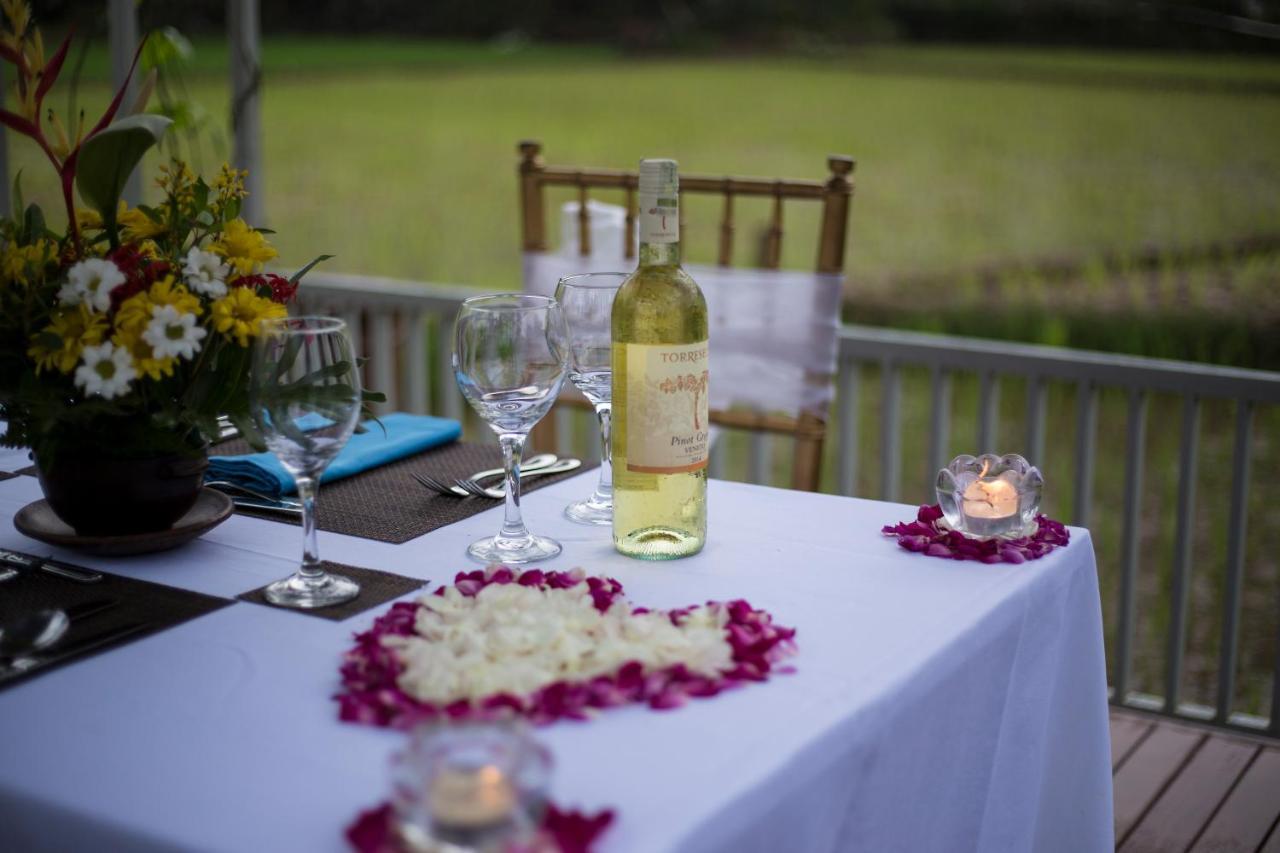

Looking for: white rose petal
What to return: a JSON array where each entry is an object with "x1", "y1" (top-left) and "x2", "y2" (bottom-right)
[{"x1": 389, "y1": 581, "x2": 734, "y2": 706}]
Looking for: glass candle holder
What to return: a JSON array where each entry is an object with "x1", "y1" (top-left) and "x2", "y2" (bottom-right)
[
  {"x1": 936, "y1": 453, "x2": 1043, "y2": 538},
  {"x1": 391, "y1": 721, "x2": 551, "y2": 853}
]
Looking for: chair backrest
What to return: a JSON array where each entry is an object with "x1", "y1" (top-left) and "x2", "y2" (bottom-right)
[{"x1": 517, "y1": 140, "x2": 856, "y2": 491}]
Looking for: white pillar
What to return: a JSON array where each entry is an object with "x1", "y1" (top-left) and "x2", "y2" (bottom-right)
[
  {"x1": 108, "y1": 0, "x2": 142, "y2": 205},
  {"x1": 228, "y1": 0, "x2": 264, "y2": 225}
]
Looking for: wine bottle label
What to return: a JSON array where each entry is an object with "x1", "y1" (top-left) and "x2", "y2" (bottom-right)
[
  {"x1": 623, "y1": 341, "x2": 709, "y2": 473},
  {"x1": 638, "y1": 191, "x2": 678, "y2": 244}
]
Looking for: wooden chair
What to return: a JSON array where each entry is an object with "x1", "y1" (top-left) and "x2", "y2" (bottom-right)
[{"x1": 517, "y1": 141, "x2": 856, "y2": 492}]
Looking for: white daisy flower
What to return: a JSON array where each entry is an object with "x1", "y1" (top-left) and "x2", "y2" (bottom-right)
[
  {"x1": 142, "y1": 304, "x2": 207, "y2": 360},
  {"x1": 182, "y1": 246, "x2": 229, "y2": 298},
  {"x1": 74, "y1": 342, "x2": 138, "y2": 400},
  {"x1": 57, "y1": 258, "x2": 126, "y2": 312}
]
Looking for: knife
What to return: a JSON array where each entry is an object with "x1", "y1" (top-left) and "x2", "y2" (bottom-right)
[
  {"x1": 0, "y1": 548, "x2": 103, "y2": 583},
  {"x1": 230, "y1": 497, "x2": 304, "y2": 516}
]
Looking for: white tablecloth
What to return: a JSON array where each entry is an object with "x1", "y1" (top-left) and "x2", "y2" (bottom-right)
[{"x1": 0, "y1": 472, "x2": 1113, "y2": 852}]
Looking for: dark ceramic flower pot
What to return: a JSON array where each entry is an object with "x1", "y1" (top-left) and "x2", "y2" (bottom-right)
[{"x1": 35, "y1": 449, "x2": 209, "y2": 536}]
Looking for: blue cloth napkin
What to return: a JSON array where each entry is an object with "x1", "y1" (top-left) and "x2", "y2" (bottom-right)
[{"x1": 207, "y1": 412, "x2": 462, "y2": 497}]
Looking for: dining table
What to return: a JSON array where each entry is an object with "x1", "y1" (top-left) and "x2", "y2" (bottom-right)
[{"x1": 0, "y1": 460, "x2": 1114, "y2": 852}]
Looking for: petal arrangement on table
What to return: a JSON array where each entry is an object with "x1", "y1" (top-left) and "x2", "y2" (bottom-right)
[
  {"x1": 882, "y1": 503, "x2": 1070, "y2": 563},
  {"x1": 336, "y1": 565, "x2": 798, "y2": 728},
  {"x1": 345, "y1": 800, "x2": 615, "y2": 853}
]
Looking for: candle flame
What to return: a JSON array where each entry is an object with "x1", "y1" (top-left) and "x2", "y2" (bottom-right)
[{"x1": 978, "y1": 458, "x2": 990, "y2": 478}]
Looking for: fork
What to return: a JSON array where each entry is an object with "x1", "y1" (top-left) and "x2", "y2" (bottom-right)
[
  {"x1": 455, "y1": 458, "x2": 582, "y2": 499},
  {"x1": 413, "y1": 453, "x2": 558, "y2": 498}
]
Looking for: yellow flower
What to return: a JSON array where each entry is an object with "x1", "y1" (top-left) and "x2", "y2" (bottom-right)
[
  {"x1": 156, "y1": 159, "x2": 196, "y2": 207},
  {"x1": 137, "y1": 239, "x2": 162, "y2": 260},
  {"x1": 1, "y1": 238, "x2": 58, "y2": 286},
  {"x1": 112, "y1": 276, "x2": 200, "y2": 379},
  {"x1": 208, "y1": 218, "x2": 277, "y2": 276},
  {"x1": 76, "y1": 207, "x2": 104, "y2": 232},
  {"x1": 213, "y1": 162, "x2": 248, "y2": 202},
  {"x1": 110, "y1": 312, "x2": 176, "y2": 381},
  {"x1": 210, "y1": 286, "x2": 286, "y2": 347},
  {"x1": 27, "y1": 304, "x2": 108, "y2": 374},
  {"x1": 118, "y1": 203, "x2": 166, "y2": 242}
]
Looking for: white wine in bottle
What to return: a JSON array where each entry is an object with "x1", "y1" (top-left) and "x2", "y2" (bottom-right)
[{"x1": 611, "y1": 159, "x2": 709, "y2": 559}]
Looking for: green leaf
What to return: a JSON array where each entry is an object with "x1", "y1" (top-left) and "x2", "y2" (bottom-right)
[
  {"x1": 224, "y1": 196, "x2": 241, "y2": 221},
  {"x1": 11, "y1": 169, "x2": 24, "y2": 220},
  {"x1": 194, "y1": 210, "x2": 215, "y2": 227},
  {"x1": 137, "y1": 204, "x2": 165, "y2": 224},
  {"x1": 289, "y1": 254, "x2": 334, "y2": 284},
  {"x1": 75, "y1": 113, "x2": 173, "y2": 244},
  {"x1": 192, "y1": 178, "x2": 209, "y2": 212},
  {"x1": 20, "y1": 203, "x2": 44, "y2": 245},
  {"x1": 140, "y1": 27, "x2": 193, "y2": 72}
]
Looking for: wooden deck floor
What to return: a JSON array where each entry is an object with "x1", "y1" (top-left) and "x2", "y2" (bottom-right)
[{"x1": 1111, "y1": 708, "x2": 1280, "y2": 852}]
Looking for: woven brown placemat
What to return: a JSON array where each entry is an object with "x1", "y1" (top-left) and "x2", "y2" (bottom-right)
[
  {"x1": 212, "y1": 440, "x2": 595, "y2": 544},
  {"x1": 15, "y1": 464, "x2": 36, "y2": 476},
  {"x1": 236, "y1": 560, "x2": 427, "y2": 621},
  {"x1": 0, "y1": 471, "x2": 15, "y2": 482},
  {"x1": 0, "y1": 552, "x2": 232, "y2": 691}
]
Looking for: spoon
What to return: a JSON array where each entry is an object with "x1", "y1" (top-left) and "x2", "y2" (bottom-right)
[{"x1": 0, "y1": 609, "x2": 70, "y2": 664}]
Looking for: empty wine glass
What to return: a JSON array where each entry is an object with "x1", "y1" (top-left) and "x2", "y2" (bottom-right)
[
  {"x1": 250, "y1": 316, "x2": 362, "y2": 608},
  {"x1": 454, "y1": 294, "x2": 568, "y2": 563},
  {"x1": 554, "y1": 273, "x2": 625, "y2": 525}
]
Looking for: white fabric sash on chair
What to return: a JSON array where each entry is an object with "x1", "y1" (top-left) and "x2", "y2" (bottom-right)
[{"x1": 523, "y1": 202, "x2": 842, "y2": 420}]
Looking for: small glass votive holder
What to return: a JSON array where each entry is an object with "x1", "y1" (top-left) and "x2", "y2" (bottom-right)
[
  {"x1": 935, "y1": 453, "x2": 1043, "y2": 538},
  {"x1": 391, "y1": 720, "x2": 552, "y2": 853}
]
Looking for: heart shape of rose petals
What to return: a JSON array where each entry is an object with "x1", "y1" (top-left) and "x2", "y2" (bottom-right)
[{"x1": 337, "y1": 566, "x2": 797, "y2": 729}]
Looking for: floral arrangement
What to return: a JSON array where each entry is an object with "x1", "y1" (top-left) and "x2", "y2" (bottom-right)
[
  {"x1": 882, "y1": 504, "x2": 1070, "y2": 563},
  {"x1": 0, "y1": 4, "x2": 348, "y2": 464},
  {"x1": 346, "y1": 799, "x2": 615, "y2": 853},
  {"x1": 337, "y1": 565, "x2": 798, "y2": 729}
]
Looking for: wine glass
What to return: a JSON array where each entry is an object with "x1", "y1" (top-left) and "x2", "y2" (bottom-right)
[
  {"x1": 249, "y1": 316, "x2": 362, "y2": 608},
  {"x1": 453, "y1": 294, "x2": 568, "y2": 563},
  {"x1": 554, "y1": 273, "x2": 626, "y2": 525}
]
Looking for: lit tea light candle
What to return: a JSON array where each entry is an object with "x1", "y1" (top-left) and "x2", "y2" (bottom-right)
[
  {"x1": 937, "y1": 453, "x2": 1043, "y2": 539},
  {"x1": 959, "y1": 459, "x2": 1020, "y2": 536},
  {"x1": 428, "y1": 764, "x2": 517, "y2": 830}
]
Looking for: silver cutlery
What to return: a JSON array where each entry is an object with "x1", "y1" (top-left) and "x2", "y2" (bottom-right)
[
  {"x1": 0, "y1": 549, "x2": 103, "y2": 583},
  {"x1": 207, "y1": 481, "x2": 304, "y2": 516},
  {"x1": 0, "y1": 598, "x2": 119, "y2": 675},
  {"x1": 0, "y1": 608, "x2": 69, "y2": 665},
  {"x1": 229, "y1": 497, "x2": 304, "y2": 516},
  {"x1": 455, "y1": 458, "x2": 583, "y2": 499},
  {"x1": 412, "y1": 453, "x2": 560, "y2": 498},
  {"x1": 2, "y1": 621, "x2": 150, "y2": 675}
]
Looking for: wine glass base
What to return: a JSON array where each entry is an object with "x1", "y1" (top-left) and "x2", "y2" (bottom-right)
[
  {"x1": 264, "y1": 571, "x2": 361, "y2": 609},
  {"x1": 564, "y1": 498, "x2": 612, "y2": 526},
  {"x1": 467, "y1": 534, "x2": 562, "y2": 565}
]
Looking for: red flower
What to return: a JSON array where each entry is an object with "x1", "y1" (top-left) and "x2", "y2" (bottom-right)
[
  {"x1": 105, "y1": 245, "x2": 168, "y2": 312},
  {"x1": 232, "y1": 272, "x2": 297, "y2": 304}
]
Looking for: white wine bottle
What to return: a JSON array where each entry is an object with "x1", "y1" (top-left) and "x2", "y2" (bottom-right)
[{"x1": 611, "y1": 159, "x2": 709, "y2": 559}]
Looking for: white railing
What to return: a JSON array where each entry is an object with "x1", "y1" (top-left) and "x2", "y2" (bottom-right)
[{"x1": 296, "y1": 272, "x2": 1280, "y2": 739}]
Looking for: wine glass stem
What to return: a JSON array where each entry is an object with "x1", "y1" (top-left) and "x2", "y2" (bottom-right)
[
  {"x1": 499, "y1": 433, "x2": 531, "y2": 542},
  {"x1": 594, "y1": 402, "x2": 612, "y2": 502},
  {"x1": 296, "y1": 476, "x2": 322, "y2": 579}
]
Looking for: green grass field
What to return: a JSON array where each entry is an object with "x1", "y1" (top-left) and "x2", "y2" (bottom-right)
[
  {"x1": 16, "y1": 38, "x2": 1280, "y2": 295},
  {"x1": 10, "y1": 37, "x2": 1280, "y2": 717}
]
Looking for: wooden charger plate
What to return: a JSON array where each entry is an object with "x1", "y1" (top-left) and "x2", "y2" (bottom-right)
[{"x1": 14, "y1": 488, "x2": 234, "y2": 557}]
